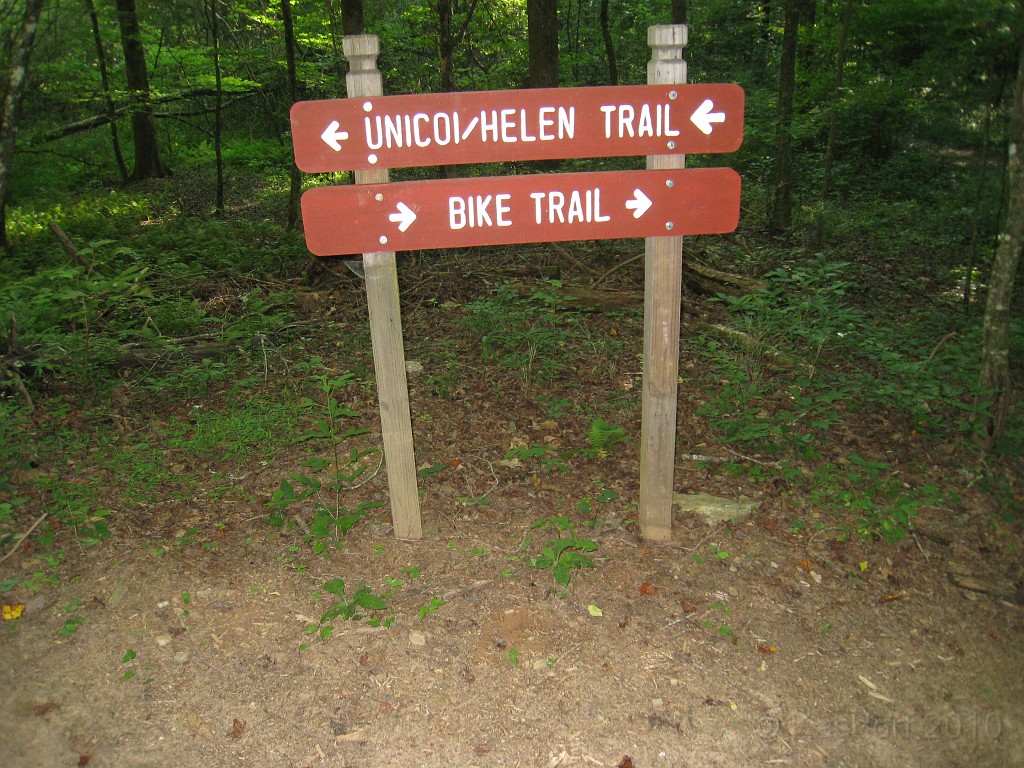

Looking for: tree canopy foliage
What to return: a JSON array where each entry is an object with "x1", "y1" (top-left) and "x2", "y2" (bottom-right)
[{"x1": 0, "y1": 1, "x2": 1016, "y2": 201}]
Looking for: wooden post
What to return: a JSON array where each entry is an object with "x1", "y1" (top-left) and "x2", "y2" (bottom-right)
[
  {"x1": 343, "y1": 36, "x2": 422, "y2": 540},
  {"x1": 639, "y1": 25, "x2": 687, "y2": 541}
]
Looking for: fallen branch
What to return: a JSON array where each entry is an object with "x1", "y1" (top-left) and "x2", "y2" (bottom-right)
[
  {"x1": 680, "y1": 260, "x2": 765, "y2": 297},
  {"x1": 948, "y1": 570, "x2": 1020, "y2": 603},
  {"x1": 48, "y1": 221, "x2": 81, "y2": 264},
  {"x1": 0, "y1": 513, "x2": 48, "y2": 565}
]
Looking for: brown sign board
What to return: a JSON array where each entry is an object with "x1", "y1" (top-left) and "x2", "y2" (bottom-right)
[
  {"x1": 291, "y1": 84, "x2": 744, "y2": 173},
  {"x1": 300, "y1": 168, "x2": 741, "y2": 255}
]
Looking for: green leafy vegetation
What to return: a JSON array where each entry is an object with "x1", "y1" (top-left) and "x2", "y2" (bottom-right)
[
  {"x1": 311, "y1": 578, "x2": 391, "y2": 638},
  {"x1": 528, "y1": 516, "x2": 599, "y2": 588},
  {"x1": 463, "y1": 283, "x2": 583, "y2": 385},
  {"x1": 266, "y1": 371, "x2": 384, "y2": 555}
]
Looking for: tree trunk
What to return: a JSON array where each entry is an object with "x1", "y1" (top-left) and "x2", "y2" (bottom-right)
[
  {"x1": 976, "y1": 41, "x2": 1024, "y2": 450},
  {"x1": 438, "y1": 0, "x2": 454, "y2": 93},
  {"x1": 114, "y1": 0, "x2": 169, "y2": 180},
  {"x1": 211, "y1": 0, "x2": 224, "y2": 216},
  {"x1": 85, "y1": 0, "x2": 128, "y2": 183},
  {"x1": 342, "y1": 0, "x2": 364, "y2": 35},
  {"x1": 528, "y1": 0, "x2": 559, "y2": 89},
  {"x1": 528, "y1": 0, "x2": 559, "y2": 171},
  {"x1": 671, "y1": 0, "x2": 687, "y2": 25},
  {"x1": 281, "y1": 0, "x2": 301, "y2": 230},
  {"x1": 0, "y1": 0, "x2": 44, "y2": 252},
  {"x1": 436, "y1": 0, "x2": 456, "y2": 179},
  {"x1": 436, "y1": 0, "x2": 481, "y2": 179},
  {"x1": 964, "y1": 107, "x2": 993, "y2": 309},
  {"x1": 600, "y1": 0, "x2": 617, "y2": 85},
  {"x1": 769, "y1": 0, "x2": 798, "y2": 234},
  {"x1": 821, "y1": 0, "x2": 853, "y2": 201}
]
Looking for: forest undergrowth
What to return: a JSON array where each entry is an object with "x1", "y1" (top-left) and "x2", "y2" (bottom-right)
[{"x1": 0, "y1": 154, "x2": 1021, "y2": 574}]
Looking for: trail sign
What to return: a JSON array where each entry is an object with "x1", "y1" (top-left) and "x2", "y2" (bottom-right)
[
  {"x1": 290, "y1": 84, "x2": 744, "y2": 172},
  {"x1": 292, "y1": 27, "x2": 746, "y2": 543},
  {"x1": 300, "y1": 168, "x2": 741, "y2": 255}
]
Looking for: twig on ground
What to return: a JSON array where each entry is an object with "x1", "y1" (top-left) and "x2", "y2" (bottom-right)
[
  {"x1": 0, "y1": 513, "x2": 48, "y2": 564},
  {"x1": 594, "y1": 252, "x2": 643, "y2": 285}
]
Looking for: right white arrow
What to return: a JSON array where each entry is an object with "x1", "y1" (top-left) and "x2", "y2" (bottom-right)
[
  {"x1": 321, "y1": 120, "x2": 350, "y2": 151},
  {"x1": 625, "y1": 189, "x2": 653, "y2": 219},
  {"x1": 388, "y1": 202, "x2": 417, "y2": 232},
  {"x1": 690, "y1": 99, "x2": 726, "y2": 135}
]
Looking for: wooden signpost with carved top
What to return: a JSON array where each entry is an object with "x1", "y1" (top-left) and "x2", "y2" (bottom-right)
[{"x1": 291, "y1": 26, "x2": 744, "y2": 542}]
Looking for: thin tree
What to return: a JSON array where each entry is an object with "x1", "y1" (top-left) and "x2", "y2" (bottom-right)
[
  {"x1": 671, "y1": 0, "x2": 687, "y2": 25},
  {"x1": 528, "y1": 0, "x2": 558, "y2": 170},
  {"x1": 528, "y1": 0, "x2": 558, "y2": 90},
  {"x1": 342, "y1": 0, "x2": 363, "y2": 35},
  {"x1": 85, "y1": 0, "x2": 128, "y2": 183},
  {"x1": 210, "y1": 0, "x2": 224, "y2": 216},
  {"x1": 600, "y1": 0, "x2": 617, "y2": 85},
  {"x1": 281, "y1": 0, "x2": 301, "y2": 230},
  {"x1": 437, "y1": 0, "x2": 481, "y2": 179},
  {"x1": 769, "y1": 0, "x2": 798, "y2": 234},
  {"x1": 114, "y1": 0, "x2": 169, "y2": 180},
  {"x1": 0, "y1": 0, "x2": 44, "y2": 252},
  {"x1": 976, "y1": 39, "x2": 1024, "y2": 450},
  {"x1": 821, "y1": 0, "x2": 854, "y2": 201}
]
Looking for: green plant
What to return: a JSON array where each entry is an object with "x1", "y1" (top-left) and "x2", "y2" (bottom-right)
[
  {"x1": 797, "y1": 454, "x2": 953, "y2": 544},
  {"x1": 537, "y1": 395, "x2": 576, "y2": 420},
  {"x1": 585, "y1": 417, "x2": 629, "y2": 456},
  {"x1": 311, "y1": 578, "x2": 391, "y2": 638},
  {"x1": 40, "y1": 481, "x2": 111, "y2": 549},
  {"x1": 528, "y1": 516, "x2": 598, "y2": 587},
  {"x1": 504, "y1": 443, "x2": 572, "y2": 473},
  {"x1": 462, "y1": 282, "x2": 581, "y2": 384},
  {"x1": 417, "y1": 596, "x2": 445, "y2": 621},
  {"x1": 59, "y1": 598, "x2": 85, "y2": 637},
  {"x1": 267, "y1": 372, "x2": 382, "y2": 554},
  {"x1": 122, "y1": 648, "x2": 138, "y2": 680},
  {"x1": 425, "y1": 353, "x2": 461, "y2": 398}
]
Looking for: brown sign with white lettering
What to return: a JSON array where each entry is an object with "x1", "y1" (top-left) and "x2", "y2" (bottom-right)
[
  {"x1": 300, "y1": 168, "x2": 741, "y2": 255},
  {"x1": 291, "y1": 84, "x2": 744, "y2": 172}
]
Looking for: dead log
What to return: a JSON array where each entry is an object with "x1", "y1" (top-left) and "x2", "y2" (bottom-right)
[
  {"x1": 680, "y1": 260, "x2": 765, "y2": 297},
  {"x1": 598, "y1": 253, "x2": 764, "y2": 298},
  {"x1": 948, "y1": 570, "x2": 1021, "y2": 604}
]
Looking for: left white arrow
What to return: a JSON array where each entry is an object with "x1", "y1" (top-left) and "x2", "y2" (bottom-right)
[
  {"x1": 625, "y1": 189, "x2": 653, "y2": 219},
  {"x1": 690, "y1": 99, "x2": 726, "y2": 136},
  {"x1": 321, "y1": 120, "x2": 349, "y2": 151},
  {"x1": 388, "y1": 202, "x2": 417, "y2": 232}
]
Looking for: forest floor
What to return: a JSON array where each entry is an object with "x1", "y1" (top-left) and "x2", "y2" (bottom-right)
[{"x1": 2, "y1": 209, "x2": 1024, "y2": 768}]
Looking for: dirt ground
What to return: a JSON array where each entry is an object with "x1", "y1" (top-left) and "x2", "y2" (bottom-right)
[{"x1": 2, "y1": 257, "x2": 1023, "y2": 768}]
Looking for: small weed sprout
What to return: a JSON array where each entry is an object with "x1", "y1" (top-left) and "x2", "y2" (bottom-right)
[
  {"x1": 528, "y1": 516, "x2": 598, "y2": 587},
  {"x1": 586, "y1": 418, "x2": 629, "y2": 457},
  {"x1": 417, "y1": 597, "x2": 445, "y2": 621},
  {"x1": 268, "y1": 371, "x2": 383, "y2": 554},
  {"x1": 312, "y1": 578, "x2": 391, "y2": 638}
]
